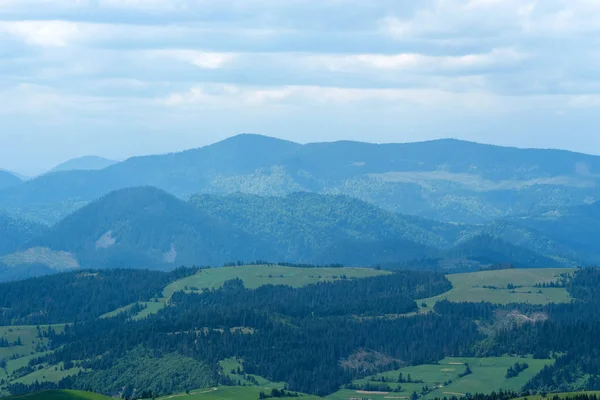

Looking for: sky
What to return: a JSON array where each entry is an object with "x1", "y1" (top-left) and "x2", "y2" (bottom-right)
[{"x1": 1, "y1": 0, "x2": 600, "y2": 175}]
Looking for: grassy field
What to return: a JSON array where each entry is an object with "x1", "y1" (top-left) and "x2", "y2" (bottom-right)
[
  {"x1": 421, "y1": 268, "x2": 573, "y2": 307},
  {"x1": 158, "y1": 386, "x2": 323, "y2": 400},
  {"x1": 0, "y1": 325, "x2": 66, "y2": 359},
  {"x1": 163, "y1": 265, "x2": 389, "y2": 299},
  {"x1": 327, "y1": 357, "x2": 553, "y2": 400},
  {"x1": 13, "y1": 362, "x2": 86, "y2": 385},
  {"x1": 514, "y1": 392, "x2": 600, "y2": 400},
  {"x1": 5, "y1": 390, "x2": 112, "y2": 400},
  {"x1": 219, "y1": 358, "x2": 286, "y2": 389},
  {"x1": 100, "y1": 301, "x2": 166, "y2": 320}
]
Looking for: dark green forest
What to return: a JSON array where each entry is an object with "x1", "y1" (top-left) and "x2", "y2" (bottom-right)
[{"x1": 3, "y1": 267, "x2": 600, "y2": 398}]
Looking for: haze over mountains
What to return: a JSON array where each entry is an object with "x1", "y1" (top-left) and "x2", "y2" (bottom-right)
[
  {"x1": 0, "y1": 134, "x2": 599, "y2": 281},
  {"x1": 0, "y1": 171, "x2": 22, "y2": 190},
  {"x1": 47, "y1": 156, "x2": 119, "y2": 174}
]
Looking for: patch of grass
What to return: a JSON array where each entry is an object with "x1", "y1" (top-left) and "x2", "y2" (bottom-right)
[
  {"x1": 0, "y1": 325, "x2": 66, "y2": 359},
  {"x1": 132, "y1": 301, "x2": 166, "y2": 320},
  {"x1": 421, "y1": 268, "x2": 573, "y2": 307},
  {"x1": 99, "y1": 301, "x2": 166, "y2": 321},
  {"x1": 5, "y1": 389, "x2": 112, "y2": 400},
  {"x1": 331, "y1": 357, "x2": 553, "y2": 400},
  {"x1": 514, "y1": 392, "x2": 600, "y2": 400},
  {"x1": 158, "y1": 386, "x2": 322, "y2": 400},
  {"x1": 1, "y1": 247, "x2": 79, "y2": 270},
  {"x1": 13, "y1": 362, "x2": 85, "y2": 385},
  {"x1": 218, "y1": 358, "x2": 285, "y2": 389},
  {"x1": 163, "y1": 265, "x2": 389, "y2": 300}
]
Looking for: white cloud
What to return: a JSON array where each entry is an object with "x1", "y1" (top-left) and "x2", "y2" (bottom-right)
[
  {"x1": 163, "y1": 83, "x2": 503, "y2": 112},
  {"x1": 302, "y1": 48, "x2": 527, "y2": 73},
  {"x1": 0, "y1": 20, "x2": 81, "y2": 47},
  {"x1": 146, "y1": 50, "x2": 237, "y2": 69},
  {"x1": 381, "y1": 0, "x2": 600, "y2": 39}
]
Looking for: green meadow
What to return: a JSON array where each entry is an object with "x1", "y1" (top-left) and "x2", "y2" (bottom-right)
[
  {"x1": 5, "y1": 390, "x2": 112, "y2": 400},
  {"x1": 421, "y1": 268, "x2": 573, "y2": 307},
  {"x1": 327, "y1": 357, "x2": 553, "y2": 400},
  {"x1": 163, "y1": 265, "x2": 389, "y2": 299}
]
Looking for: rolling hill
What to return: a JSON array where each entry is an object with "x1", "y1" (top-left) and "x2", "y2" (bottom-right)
[
  {"x1": 27, "y1": 187, "x2": 269, "y2": 269},
  {"x1": 1, "y1": 188, "x2": 577, "y2": 275},
  {"x1": 5, "y1": 390, "x2": 112, "y2": 400},
  {"x1": 0, "y1": 171, "x2": 22, "y2": 190},
  {"x1": 47, "y1": 156, "x2": 118, "y2": 174},
  {"x1": 508, "y1": 201, "x2": 600, "y2": 264},
  {"x1": 1, "y1": 134, "x2": 599, "y2": 224}
]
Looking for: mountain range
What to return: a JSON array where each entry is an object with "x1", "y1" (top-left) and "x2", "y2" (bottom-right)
[
  {"x1": 0, "y1": 134, "x2": 598, "y2": 281},
  {"x1": 1, "y1": 134, "x2": 599, "y2": 225},
  {"x1": 0, "y1": 171, "x2": 22, "y2": 190},
  {"x1": 0, "y1": 185, "x2": 596, "y2": 281},
  {"x1": 47, "y1": 156, "x2": 119, "y2": 174}
]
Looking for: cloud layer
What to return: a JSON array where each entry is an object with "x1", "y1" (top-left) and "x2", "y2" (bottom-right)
[{"x1": 1, "y1": 0, "x2": 599, "y2": 174}]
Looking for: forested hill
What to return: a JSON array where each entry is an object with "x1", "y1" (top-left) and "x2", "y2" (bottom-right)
[
  {"x1": 190, "y1": 192, "x2": 463, "y2": 261},
  {"x1": 4, "y1": 266, "x2": 600, "y2": 398},
  {"x1": 0, "y1": 213, "x2": 46, "y2": 256},
  {"x1": 27, "y1": 187, "x2": 270, "y2": 269},
  {"x1": 0, "y1": 171, "x2": 21, "y2": 190},
  {"x1": 2, "y1": 134, "x2": 599, "y2": 224},
  {"x1": 1, "y1": 187, "x2": 586, "y2": 276}
]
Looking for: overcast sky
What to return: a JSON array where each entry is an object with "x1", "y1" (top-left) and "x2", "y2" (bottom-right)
[{"x1": 1, "y1": 0, "x2": 600, "y2": 175}]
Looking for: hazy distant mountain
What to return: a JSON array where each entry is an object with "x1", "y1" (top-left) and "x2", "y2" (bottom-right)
[
  {"x1": 190, "y1": 192, "x2": 462, "y2": 261},
  {"x1": 48, "y1": 156, "x2": 118, "y2": 174},
  {"x1": 21, "y1": 188, "x2": 442, "y2": 269},
  {"x1": 1, "y1": 134, "x2": 599, "y2": 224},
  {"x1": 0, "y1": 171, "x2": 22, "y2": 190},
  {"x1": 506, "y1": 202, "x2": 600, "y2": 265},
  {"x1": 27, "y1": 187, "x2": 268, "y2": 269},
  {"x1": 1, "y1": 187, "x2": 578, "y2": 276}
]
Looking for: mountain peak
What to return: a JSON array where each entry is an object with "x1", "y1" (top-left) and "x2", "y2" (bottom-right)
[{"x1": 48, "y1": 156, "x2": 118, "y2": 174}]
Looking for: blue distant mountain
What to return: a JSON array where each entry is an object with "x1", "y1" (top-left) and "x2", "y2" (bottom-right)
[{"x1": 47, "y1": 156, "x2": 119, "y2": 174}]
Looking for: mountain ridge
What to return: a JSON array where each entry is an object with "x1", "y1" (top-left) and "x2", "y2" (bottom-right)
[{"x1": 47, "y1": 156, "x2": 119, "y2": 174}]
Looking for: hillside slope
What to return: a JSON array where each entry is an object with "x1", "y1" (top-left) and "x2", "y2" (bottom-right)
[
  {"x1": 191, "y1": 192, "x2": 463, "y2": 263},
  {"x1": 48, "y1": 156, "x2": 118, "y2": 174},
  {"x1": 27, "y1": 187, "x2": 269, "y2": 268},
  {"x1": 5, "y1": 390, "x2": 112, "y2": 400},
  {"x1": 1, "y1": 135, "x2": 599, "y2": 224},
  {"x1": 4, "y1": 188, "x2": 573, "y2": 273},
  {"x1": 0, "y1": 171, "x2": 22, "y2": 190},
  {"x1": 0, "y1": 213, "x2": 46, "y2": 256}
]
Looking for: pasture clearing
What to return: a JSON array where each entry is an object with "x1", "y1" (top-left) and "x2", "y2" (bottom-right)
[
  {"x1": 158, "y1": 386, "x2": 322, "y2": 400},
  {"x1": 328, "y1": 356, "x2": 553, "y2": 400},
  {"x1": 99, "y1": 301, "x2": 166, "y2": 321},
  {"x1": 4, "y1": 390, "x2": 112, "y2": 400},
  {"x1": 163, "y1": 265, "x2": 389, "y2": 299},
  {"x1": 0, "y1": 325, "x2": 66, "y2": 359},
  {"x1": 514, "y1": 392, "x2": 600, "y2": 400},
  {"x1": 219, "y1": 358, "x2": 286, "y2": 389},
  {"x1": 421, "y1": 268, "x2": 573, "y2": 307}
]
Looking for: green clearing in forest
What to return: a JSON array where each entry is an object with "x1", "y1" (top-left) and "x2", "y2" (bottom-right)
[
  {"x1": 158, "y1": 386, "x2": 322, "y2": 400},
  {"x1": 421, "y1": 268, "x2": 573, "y2": 307},
  {"x1": 0, "y1": 325, "x2": 66, "y2": 359},
  {"x1": 99, "y1": 301, "x2": 166, "y2": 320},
  {"x1": 219, "y1": 358, "x2": 285, "y2": 390},
  {"x1": 163, "y1": 265, "x2": 389, "y2": 299},
  {"x1": 328, "y1": 357, "x2": 553, "y2": 400},
  {"x1": 514, "y1": 392, "x2": 600, "y2": 400},
  {"x1": 5, "y1": 389, "x2": 112, "y2": 400}
]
